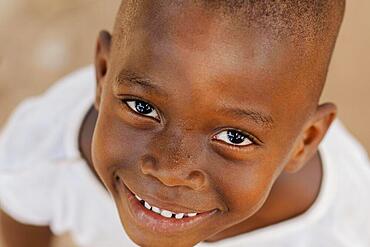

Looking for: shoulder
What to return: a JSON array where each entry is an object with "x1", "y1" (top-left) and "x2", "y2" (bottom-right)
[
  {"x1": 0, "y1": 65, "x2": 96, "y2": 172},
  {"x1": 319, "y1": 119, "x2": 370, "y2": 243},
  {"x1": 322, "y1": 119, "x2": 369, "y2": 162},
  {"x1": 320, "y1": 119, "x2": 370, "y2": 180},
  {"x1": 321, "y1": 118, "x2": 370, "y2": 185}
]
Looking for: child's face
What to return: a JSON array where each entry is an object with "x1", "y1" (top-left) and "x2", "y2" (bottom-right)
[{"x1": 92, "y1": 4, "x2": 333, "y2": 247}]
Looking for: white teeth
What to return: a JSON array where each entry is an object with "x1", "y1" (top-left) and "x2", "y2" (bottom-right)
[
  {"x1": 160, "y1": 210, "x2": 173, "y2": 218},
  {"x1": 187, "y1": 213, "x2": 197, "y2": 217},
  {"x1": 151, "y1": 206, "x2": 161, "y2": 214},
  {"x1": 144, "y1": 202, "x2": 151, "y2": 210},
  {"x1": 134, "y1": 195, "x2": 198, "y2": 219},
  {"x1": 175, "y1": 213, "x2": 185, "y2": 219}
]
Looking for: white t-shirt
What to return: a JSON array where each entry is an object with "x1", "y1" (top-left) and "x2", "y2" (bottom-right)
[{"x1": 0, "y1": 66, "x2": 369, "y2": 247}]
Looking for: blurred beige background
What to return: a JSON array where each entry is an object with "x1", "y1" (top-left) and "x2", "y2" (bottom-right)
[{"x1": 0, "y1": 0, "x2": 369, "y2": 246}]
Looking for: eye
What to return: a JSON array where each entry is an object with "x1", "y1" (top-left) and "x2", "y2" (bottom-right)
[
  {"x1": 213, "y1": 129, "x2": 253, "y2": 147},
  {"x1": 124, "y1": 99, "x2": 160, "y2": 120}
]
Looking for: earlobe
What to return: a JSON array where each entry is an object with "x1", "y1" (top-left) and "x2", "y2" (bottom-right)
[
  {"x1": 94, "y1": 30, "x2": 112, "y2": 111},
  {"x1": 284, "y1": 103, "x2": 337, "y2": 173}
]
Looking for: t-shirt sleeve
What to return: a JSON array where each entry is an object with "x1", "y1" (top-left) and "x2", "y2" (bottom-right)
[{"x1": 0, "y1": 97, "x2": 58, "y2": 226}]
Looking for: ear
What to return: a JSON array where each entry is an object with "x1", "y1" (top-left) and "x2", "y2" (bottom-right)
[
  {"x1": 94, "y1": 30, "x2": 112, "y2": 111},
  {"x1": 284, "y1": 103, "x2": 337, "y2": 173}
]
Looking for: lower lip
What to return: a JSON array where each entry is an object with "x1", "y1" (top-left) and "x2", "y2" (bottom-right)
[{"x1": 117, "y1": 178, "x2": 218, "y2": 234}]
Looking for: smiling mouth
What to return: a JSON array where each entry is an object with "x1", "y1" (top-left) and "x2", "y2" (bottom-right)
[{"x1": 115, "y1": 175, "x2": 218, "y2": 234}]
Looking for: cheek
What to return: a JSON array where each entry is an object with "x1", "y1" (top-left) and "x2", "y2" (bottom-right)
[
  {"x1": 214, "y1": 162, "x2": 278, "y2": 220},
  {"x1": 91, "y1": 107, "x2": 150, "y2": 190}
]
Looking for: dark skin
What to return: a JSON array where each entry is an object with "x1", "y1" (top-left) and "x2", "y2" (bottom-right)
[
  {"x1": 79, "y1": 105, "x2": 323, "y2": 242},
  {"x1": 90, "y1": 3, "x2": 336, "y2": 247},
  {"x1": 0, "y1": 3, "x2": 336, "y2": 247},
  {"x1": 0, "y1": 211, "x2": 52, "y2": 247}
]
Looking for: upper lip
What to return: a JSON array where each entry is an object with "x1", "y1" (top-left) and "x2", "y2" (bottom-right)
[{"x1": 120, "y1": 176, "x2": 218, "y2": 214}]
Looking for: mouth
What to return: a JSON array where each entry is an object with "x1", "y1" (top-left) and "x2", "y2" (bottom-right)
[{"x1": 115, "y1": 175, "x2": 218, "y2": 234}]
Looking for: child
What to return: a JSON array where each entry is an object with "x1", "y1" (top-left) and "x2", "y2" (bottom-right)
[{"x1": 1, "y1": 0, "x2": 369, "y2": 246}]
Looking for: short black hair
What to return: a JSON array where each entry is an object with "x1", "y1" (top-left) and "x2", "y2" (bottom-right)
[
  {"x1": 114, "y1": 0, "x2": 345, "y2": 42},
  {"x1": 112, "y1": 0, "x2": 346, "y2": 104},
  {"x1": 195, "y1": 0, "x2": 345, "y2": 42}
]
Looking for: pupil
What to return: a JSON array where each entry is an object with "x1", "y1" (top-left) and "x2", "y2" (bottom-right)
[
  {"x1": 135, "y1": 101, "x2": 153, "y2": 114},
  {"x1": 227, "y1": 130, "x2": 246, "y2": 144}
]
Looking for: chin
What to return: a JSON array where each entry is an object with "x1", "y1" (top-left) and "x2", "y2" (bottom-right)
[{"x1": 110, "y1": 177, "x2": 221, "y2": 247}]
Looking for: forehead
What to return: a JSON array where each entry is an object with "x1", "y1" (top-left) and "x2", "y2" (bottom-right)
[{"x1": 111, "y1": 3, "x2": 317, "y2": 121}]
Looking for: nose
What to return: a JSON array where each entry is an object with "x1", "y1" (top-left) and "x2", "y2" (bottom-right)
[{"x1": 140, "y1": 155, "x2": 208, "y2": 191}]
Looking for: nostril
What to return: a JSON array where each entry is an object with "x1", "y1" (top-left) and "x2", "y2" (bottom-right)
[
  {"x1": 140, "y1": 155, "x2": 157, "y2": 175},
  {"x1": 187, "y1": 170, "x2": 207, "y2": 191}
]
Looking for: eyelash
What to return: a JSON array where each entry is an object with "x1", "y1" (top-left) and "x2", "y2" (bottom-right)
[{"x1": 120, "y1": 97, "x2": 260, "y2": 148}]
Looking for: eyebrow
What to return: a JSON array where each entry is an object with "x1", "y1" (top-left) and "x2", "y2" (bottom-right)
[
  {"x1": 115, "y1": 69, "x2": 168, "y2": 97},
  {"x1": 115, "y1": 69, "x2": 274, "y2": 128},
  {"x1": 218, "y1": 107, "x2": 274, "y2": 129}
]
